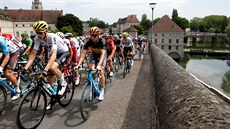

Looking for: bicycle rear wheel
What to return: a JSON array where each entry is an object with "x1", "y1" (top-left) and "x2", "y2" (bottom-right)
[
  {"x1": 16, "y1": 88, "x2": 47, "y2": 129},
  {"x1": 0, "y1": 85, "x2": 7, "y2": 115},
  {"x1": 80, "y1": 82, "x2": 94, "y2": 121},
  {"x1": 123, "y1": 62, "x2": 128, "y2": 78},
  {"x1": 114, "y1": 57, "x2": 120, "y2": 72},
  {"x1": 58, "y1": 76, "x2": 74, "y2": 107}
]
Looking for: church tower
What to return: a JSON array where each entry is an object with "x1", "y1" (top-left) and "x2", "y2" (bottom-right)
[{"x1": 31, "y1": 0, "x2": 43, "y2": 10}]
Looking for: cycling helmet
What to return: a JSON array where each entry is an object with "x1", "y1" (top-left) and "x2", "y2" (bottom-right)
[
  {"x1": 114, "y1": 34, "x2": 119, "y2": 40},
  {"x1": 33, "y1": 21, "x2": 48, "y2": 31},
  {"x1": 56, "y1": 32, "x2": 65, "y2": 39},
  {"x1": 64, "y1": 32, "x2": 73, "y2": 37},
  {"x1": 90, "y1": 27, "x2": 100, "y2": 35},
  {"x1": 21, "y1": 32, "x2": 28, "y2": 37},
  {"x1": 122, "y1": 32, "x2": 129, "y2": 37}
]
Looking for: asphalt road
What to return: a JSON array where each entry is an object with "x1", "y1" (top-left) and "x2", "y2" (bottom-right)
[{"x1": 0, "y1": 49, "x2": 156, "y2": 129}]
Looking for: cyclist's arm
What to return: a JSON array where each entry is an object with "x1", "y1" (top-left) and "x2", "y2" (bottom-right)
[
  {"x1": 77, "y1": 49, "x2": 87, "y2": 66},
  {"x1": 24, "y1": 49, "x2": 37, "y2": 70},
  {"x1": 44, "y1": 50, "x2": 56, "y2": 71},
  {"x1": 23, "y1": 46, "x2": 31, "y2": 55},
  {"x1": 98, "y1": 49, "x2": 106, "y2": 67}
]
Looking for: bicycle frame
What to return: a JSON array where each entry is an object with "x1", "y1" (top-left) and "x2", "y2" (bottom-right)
[{"x1": 87, "y1": 69, "x2": 101, "y2": 96}]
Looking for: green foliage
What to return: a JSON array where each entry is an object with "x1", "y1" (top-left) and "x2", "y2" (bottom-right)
[
  {"x1": 221, "y1": 70, "x2": 230, "y2": 94},
  {"x1": 225, "y1": 24, "x2": 230, "y2": 43},
  {"x1": 189, "y1": 17, "x2": 202, "y2": 32},
  {"x1": 56, "y1": 13, "x2": 83, "y2": 36},
  {"x1": 87, "y1": 17, "x2": 107, "y2": 28},
  {"x1": 202, "y1": 15, "x2": 228, "y2": 33},
  {"x1": 133, "y1": 25, "x2": 144, "y2": 35},
  {"x1": 171, "y1": 9, "x2": 189, "y2": 30}
]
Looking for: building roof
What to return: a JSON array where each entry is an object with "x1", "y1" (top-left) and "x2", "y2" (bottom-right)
[
  {"x1": 151, "y1": 15, "x2": 184, "y2": 33},
  {"x1": 3, "y1": 9, "x2": 63, "y2": 23},
  {"x1": 117, "y1": 15, "x2": 139, "y2": 24},
  {"x1": 123, "y1": 25, "x2": 138, "y2": 32}
]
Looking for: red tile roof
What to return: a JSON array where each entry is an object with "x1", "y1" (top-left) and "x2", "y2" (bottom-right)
[
  {"x1": 151, "y1": 15, "x2": 184, "y2": 33},
  {"x1": 117, "y1": 15, "x2": 139, "y2": 24},
  {"x1": 3, "y1": 9, "x2": 63, "y2": 23},
  {"x1": 123, "y1": 25, "x2": 137, "y2": 32}
]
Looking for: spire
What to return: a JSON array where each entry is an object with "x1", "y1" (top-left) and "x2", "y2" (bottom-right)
[{"x1": 32, "y1": 0, "x2": 43, "y2": 10}]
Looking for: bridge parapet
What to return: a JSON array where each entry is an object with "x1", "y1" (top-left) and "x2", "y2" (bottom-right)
[{"x1": 150, "y1": 44, "x2": 230, "y2": 129}]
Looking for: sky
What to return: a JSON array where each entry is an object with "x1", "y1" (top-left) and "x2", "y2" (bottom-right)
[{"x1": 0, "y1": 0, "x2": 230, "y2": 24}]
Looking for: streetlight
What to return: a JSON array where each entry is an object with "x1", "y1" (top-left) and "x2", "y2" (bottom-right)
[{"x1": 149, "y1": 3, "x2": 156, "y2": 50}]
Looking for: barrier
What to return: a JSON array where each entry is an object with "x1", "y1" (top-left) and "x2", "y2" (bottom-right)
[{"x1": 150, "y1": 44, "x2": 230, "y2": 129}]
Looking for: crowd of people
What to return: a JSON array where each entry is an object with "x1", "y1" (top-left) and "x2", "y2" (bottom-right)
[{"x1": 0, "y1": 20, "x2": 147, "y2": 107}]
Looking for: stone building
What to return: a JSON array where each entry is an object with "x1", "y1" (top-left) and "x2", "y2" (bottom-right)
[
  {"x1": 116, "y1": 14, "x2": 139, "y2": 35},
  {"x1": 0, "y1": 0, "x2": 63, "y2": 39},
  {"x1": 149, "y1": 15, "x2": 185, "y2": 60}
]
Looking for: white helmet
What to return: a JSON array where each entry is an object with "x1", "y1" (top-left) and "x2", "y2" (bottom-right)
[{"x1": 56, "y1": 32, "x2": 65, "y2": 39}]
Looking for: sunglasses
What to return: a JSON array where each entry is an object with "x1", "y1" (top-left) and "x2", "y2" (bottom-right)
[
  {"x1": 36, "y1": 31, "x2": 45, "y2": 35},
  {"x1": 91, "y1": 34, "x2": 98, "y2": 38}
]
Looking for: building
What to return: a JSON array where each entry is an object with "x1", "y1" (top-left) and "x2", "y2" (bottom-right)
[
  {"x1": 149, "y1": 15, "x2": 185, "y2": 60},
  {"x1": 122, "y1": 25, "x2": 138, "y2": 38},
  {"x1": 116, "y1": 14, "x2": 139, "y2": 35},
  {"x1": 0, "y1": 0, "x2": 63, "y2": 39}
]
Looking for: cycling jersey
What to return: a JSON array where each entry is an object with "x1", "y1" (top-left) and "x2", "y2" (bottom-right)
[
  {"x1": 121, "y1": 37, "x2": 133, "y2": 47},
  {"x1": 21, "y1": 38, "x2": 33, "y2": 47},
  {"x1": 0, "y1": 36, "x2": 19, "y2": 54},
  {"x1": 33, "y1": 33, "x2": 69, "y2": 56},
  {"x1": 70, "y1": 37, "x2": 80, "y2": 57},
  {"x1": 106, "y1": 39, "x2": 115, "y2": 52},
  {"x1": 84, "y1": 38, "x2": 106, "y2": 58}
]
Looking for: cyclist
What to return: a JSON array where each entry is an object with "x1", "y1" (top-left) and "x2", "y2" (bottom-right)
[
  {"x1": 106, "y1": 35, "x2": 115, "y2": 76},
  {"x1": 113, "y1": 34, "x2": 123, "y2": 61},
  {"x1": 121, "y1": 32, "x2": 135, "y2": 65},
  {"x1": 24, "y1": 21, "x2": 68, "y2": 98},
  {"x1": 76, "y1": 26, "x2": 106, "y2": 101},
  {"x1": 0, "y1": 35, "x2": 21, "y2": 100},
  {"x1": 21, "y1": 32, "x2": 33, "y2": 56}
]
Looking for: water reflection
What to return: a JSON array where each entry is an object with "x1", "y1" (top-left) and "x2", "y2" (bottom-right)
[
  {"x1": 221, "y1": 61, "x2": 230, "y2": 94},
  {"x1": 178, "y1": 57, "x2": 230, "y2": 97}
]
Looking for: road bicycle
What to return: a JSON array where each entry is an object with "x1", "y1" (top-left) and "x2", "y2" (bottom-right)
[
  {"x1": 79, "y1": 68, "x2": 106, "y2": 121},
  {"x1": 123, "y1": 53, "x2": 132, "y2": 78},
  {"x1": 16, "y1": 70, "x2": 74, "y2": 129},
  {"x1": 114, "y1": 52, "x2": 124, "y2": 72},
  {"x1": 0, "y1": 60, "x2": 34, "y2": 115}
]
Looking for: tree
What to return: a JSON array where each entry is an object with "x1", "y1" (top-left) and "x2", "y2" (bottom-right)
[
  {"x1": 171, "y1": 9, "x2": 189, "y2": 30},
  {"x1": 87, "y1": 17, "x2": 107, "y2": 28},
  {"x1": 56, "y1": 13, "x2": 83, "y2": 36},
  {"x1": 172, "y1": 9, "x2": 178, "y2": 21},
  {"x1": 225, "y1": 24, "x2": 230, "y2": 43},
  {"x1": 134, "y1": 24, "x2": 144, "y2": 35},
  {"x1": 139, "y1": 14, "x2": 152, "y2": 35},
  {"x1": 190, "y1": 17, "x2": 202, "y2": 32}
]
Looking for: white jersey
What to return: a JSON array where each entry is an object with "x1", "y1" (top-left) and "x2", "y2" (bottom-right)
[
  {"x1": 70, "y1": 37, "x2": 80, "y2": 57},
  {"x1": 121, "y1": 37, "x2": 133, "y2": 47},
  {"x1": 63, "y1": 38, "x2": 71, "y2": 49},
  {"x1": 33, "y1": 33, "x2": 69, "y2": 55}
]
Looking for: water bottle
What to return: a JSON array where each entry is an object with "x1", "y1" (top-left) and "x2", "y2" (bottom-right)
[
  {"x1": 53, "y1": 83, "x2": 58, "y2": 93},
  {"x1": 44, "y1": 83, "x2": 56, "y2": 95}
]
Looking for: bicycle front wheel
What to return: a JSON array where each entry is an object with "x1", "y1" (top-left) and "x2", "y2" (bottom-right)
[
  {"x1": 80, "y1": 81, "x2": 94, "y2": 121},
  {"x1": 16, "y1": 88, "x2": 47, "y2": 129},
  {"x1": 58, "y1": 76, "x2": 74, "y2": 107},
  {"x1": 0, "y1": 85, "x2": 7, "y2": 115}
]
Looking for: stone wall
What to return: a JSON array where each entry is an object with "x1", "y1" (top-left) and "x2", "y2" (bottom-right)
[{"x1": 150, "y1": 44, "x2": 230, "y2": 129}]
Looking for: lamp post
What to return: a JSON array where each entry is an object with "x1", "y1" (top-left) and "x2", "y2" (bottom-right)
[{"x1": 149, "y1": 3, "x2": 156, "y2": 50}]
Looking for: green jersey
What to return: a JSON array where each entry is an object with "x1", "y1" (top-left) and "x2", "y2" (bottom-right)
[{"x1": 21, "y1": 38, "x2": 32, "y2": 47}]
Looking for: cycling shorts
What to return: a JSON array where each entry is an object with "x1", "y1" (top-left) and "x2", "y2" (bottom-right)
[{"x1": 56, "y1": 51, "x2": 70, "y2": 65}]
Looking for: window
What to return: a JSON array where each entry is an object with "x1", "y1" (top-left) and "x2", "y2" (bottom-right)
[
  {"x1": 169, "y1": 39, "x2": 172, "y2": 43},
  {"x1": 168, "y1": 46, "x2": 171, "y2": 50},
  {"x1": 16, "y1": 32, "x2": 20, "y2": 37},
  {"x1": 22, "y1": 24, "x2": 25, "y2": 27},
  {"x1": 16, "y1": 24, "x2": 18, "y2": 27},
  {"x1": 155, "y1": 34, "x2": 157, "y2": 36},
  {"x1": 161, "y1": 39, "x2": 164, "y2": 43},
  {"x1": 161, "y1": 45, "x2": 164, "y2": 49},
  {"x1": 176, "y1": 39, "x2": 179, "y2": 43},
  {"x1": 176, "y1": 46, "x2": 179, "y2": 50},
  {"x1": 154, "y1": 39, "x2": 157, "y2": 43},
  {"x1": 162, "y1": 34, "x2": 165, "y2": 37}
]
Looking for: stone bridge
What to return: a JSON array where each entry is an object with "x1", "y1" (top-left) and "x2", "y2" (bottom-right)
[{"x1": 150, "y1": 43, "x2": 230, "y2": 128}]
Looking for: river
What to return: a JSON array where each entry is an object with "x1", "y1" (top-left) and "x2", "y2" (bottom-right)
[{"x1": 180, "y1": 58, "x2": 230, "y2": 97}]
